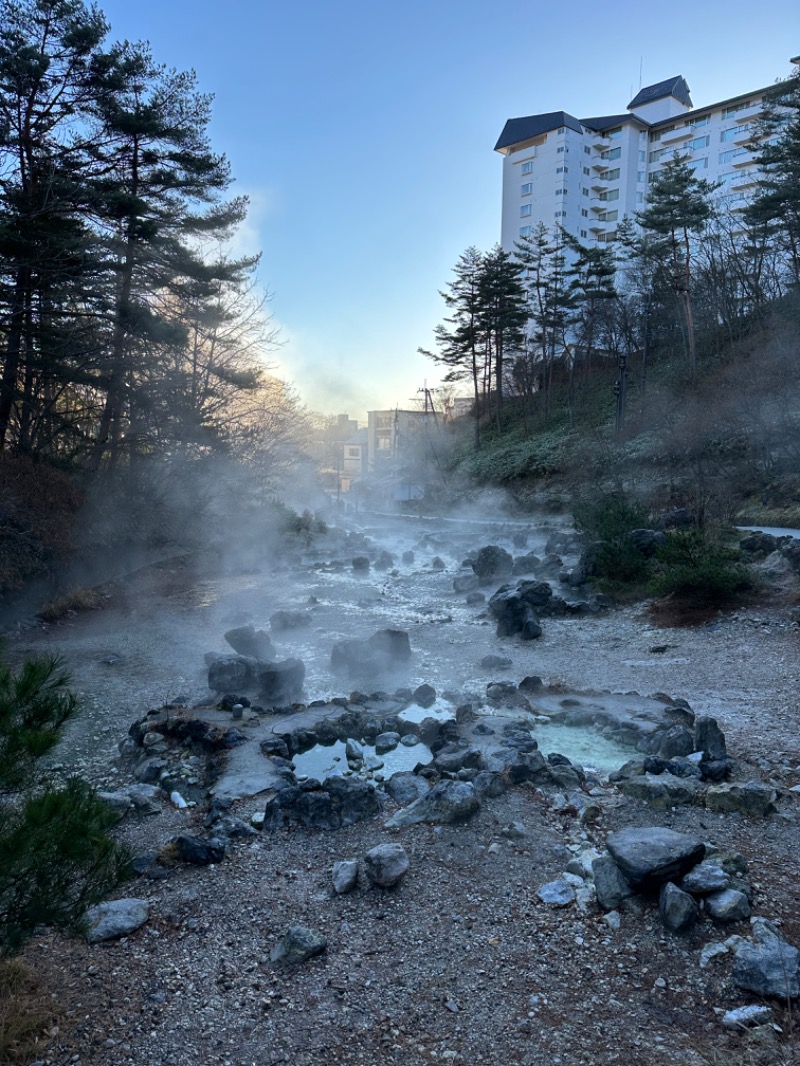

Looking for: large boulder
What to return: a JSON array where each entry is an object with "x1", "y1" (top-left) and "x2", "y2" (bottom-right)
[
  {"x1": 605, "y1": 827, "x2": 705, "y2": 891},
  {"x1": 488, "y1": 583, "x2": 547, "y2": 640},
  {"x1": 471, "y1": 545, "x2": 514, "y2": 585},
  {"x1": 224, "y1": 625, "x2": 275, "y2": 660},
  {"x1": 385, "y1": 780, "x2": 480, "y2": 828},
  {"x1": 368, "y1": 629, "x2": 412, "y2": 660},
  {"x1": 257, "y1": 658, "x2": 306, "y2": 704},
  {"x1": 208, "y1": 655, "x2": 261, "y2": 692},
  {"x1": 705, "y1": 781, "x2": 778, "y2": 817}
]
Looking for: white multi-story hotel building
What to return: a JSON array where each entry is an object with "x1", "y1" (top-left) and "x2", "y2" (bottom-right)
[{"x1": 495, "y1": 71, "x2": 781, "y2": 253}]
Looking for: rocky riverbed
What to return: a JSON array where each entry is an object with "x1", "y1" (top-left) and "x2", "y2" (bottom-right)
[{"x1": 6, "y1": 513, "x2": 800, "y2": 1065}]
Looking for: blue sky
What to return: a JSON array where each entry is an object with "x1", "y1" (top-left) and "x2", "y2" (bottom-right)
[{"x1": 99, "y1": 0, "x2": 799, "y2": 421}]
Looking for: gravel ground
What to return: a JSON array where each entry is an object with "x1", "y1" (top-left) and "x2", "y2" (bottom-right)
[{"x1": 6, "y1": 517, "x2": 800, "y2": 1066}]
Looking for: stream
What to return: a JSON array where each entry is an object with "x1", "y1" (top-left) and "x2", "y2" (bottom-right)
[{"x1": 5, "y1": 511, "x2": 800, "y2": 786}]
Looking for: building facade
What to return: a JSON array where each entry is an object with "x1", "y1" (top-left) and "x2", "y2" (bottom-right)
[{"x1": 495, "y1": 72, "x2": 779, "y2": 254}]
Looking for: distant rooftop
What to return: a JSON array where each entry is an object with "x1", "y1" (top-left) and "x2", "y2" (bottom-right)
[
  {"x1": 628, "y1": 75, "x2": 692, "y2": 111},
  {"x1": 494, "y1": 110, "x2": 583, "y2": 152}
]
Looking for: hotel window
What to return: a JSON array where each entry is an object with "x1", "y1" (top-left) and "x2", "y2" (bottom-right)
[
  {"x1": 580, "y1": 229, "x2": 588, "y2": 238},
  {"x1": 723, "y1": 101, "x2": 751, "y2": 117},
  {"x1": 581, "y1": 208, "x2": 588, "y2": 217},
  {"x1": 607, "y1": 126, "x2": 623, "y2": 140},
  {"x1": 690, "y1": 135, "x2": 710, "y2": 150},
  {"x1": 688, "y1": 157, "x2": 708, "y2": 170},
  {"x1": 649, "y1": 147, "x2": 666, "y2": 163},
  {"x1": 521, "y1": 183, "x2": 533, "y2": 195},
  {"x1": 691, "y1": 114, "x2": 711, "y2": 127},
  {"x1": 554, "y1": 210, "x2": 567, "y2": 217},
  {"x1": 584, "y1": 145, "x2": 591, "y2": 155},
  {"x1": 598, "y1": 188, "x2": 619, "y2": 202},
  {"x1": 638, "y1": 149, "x2": 646, "y2": 162},
  {"x1": 521, "y1": 161, "x2": 534, "y2": 174},
  {"x1": 582, "y1": 187, "x2": 589, "y2": 195},
  {"x1": 602, "y1": 167, "x2": 620, "y2": 181},
  {"x1": 583, "y1": 166, "x2": 590, "y2": 175},
  {"x1": 637, "y1": 171, "x2": 645, "y2": 182},
  {"x1": 636, "y1": 191, "x2": 644, "y2": 204},
  {"x1": 555, "y1": 187, "x2": 567, "y2": 195},
  {"x1": 520, "y1": 204, "x2": 532, "y2": 217},
  {"x1": 600, "y1": 146, "x2": 621, "y2": 161},
  {"x1": 557, "y1": 145, "x2": 566, "y2": 153},
  {"x1": 519, "y1": 225, "x2": 532, "y2": 237}
]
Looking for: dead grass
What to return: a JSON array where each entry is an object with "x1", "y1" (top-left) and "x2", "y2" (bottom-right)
[
  {"x1": 38, "y1": 586, "x2": 104, "y2": 622},
  {"x1": 0, "y1": 960, "x2": 56, "y2": 1065}
]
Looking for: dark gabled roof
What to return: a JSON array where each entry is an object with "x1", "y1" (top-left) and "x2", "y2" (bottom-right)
[
  {"x1": 580, "y1": 113, "x2": 636, "y2": 131},
  {"x1": 628, "y1": 76, "x2": 692, "y2": 111},
  {"x1": 494, "y1": 110, "x2": 583, "y2": 152}
]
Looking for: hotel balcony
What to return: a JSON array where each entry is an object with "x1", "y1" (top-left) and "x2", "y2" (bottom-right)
[{"x1": 660, "y1": 126, "x2": 692, "y2": 145}]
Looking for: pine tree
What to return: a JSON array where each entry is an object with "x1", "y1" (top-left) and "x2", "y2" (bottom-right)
[
  {"x1": 636, "y1": 153, "x2": 717, "y2": 377},
  {"x1": 419, "y1": 246, "x2": 487, "y2": 451},
  {"x1": 745, "y1": 60, "x2": 800, "y2": 287}
]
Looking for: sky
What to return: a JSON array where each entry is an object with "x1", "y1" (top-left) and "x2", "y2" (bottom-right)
[{"x1": 97, "y1": 0, "x2": 800, "y2": 422}]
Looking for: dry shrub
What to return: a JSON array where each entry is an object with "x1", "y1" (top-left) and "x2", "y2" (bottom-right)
[
  {"x1": 0, "y1": 457, "x2": 83, "y2": 594},
  {"x1": 37, "y1": 587, "x2": 104, "y2": 623},
  {"x1": 0, "y1": 960, "x2": 55, "y2": 1064}
]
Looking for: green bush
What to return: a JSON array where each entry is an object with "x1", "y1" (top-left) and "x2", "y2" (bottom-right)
[
  {"x1": 649, "y1": 529, "x2": 750, "y2": 602},
  {"x1": 574, "y1": 494, "x2": 653, "y2": 586},
  {"x1": 0, "y1": 654, "x2": 130, "y2": 957}
]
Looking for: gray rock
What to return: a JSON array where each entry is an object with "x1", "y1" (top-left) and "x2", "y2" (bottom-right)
[
  {"x1": 364, "y1": 842, "x2": 410, "y2": 888},
  {"x1": 384, "y1": 771, "x2": 430, "y2": 806},
  {"x1": 368, "y1": 629, "x2": 412, "y2": 660},
  {"x1": 536, "y1": 879, "x2": 575, "y2": 907},
  {"x1": 385, "y1": 779, "x2": 480, "y2": 828},
  {"x1": 705, "y1": 888, "x2": 751, "y2": 923},
  {"x1": 616, "y1": 774, "x2": 703, "y2": 809},
  {"x1": 413, "y1": 683, "x2": 437, "y2": 707},
  {"x1": 657, "y1": 726, "x2": 695, "y2": 760},
  {"x1": 479, "y1": 654, "x2": 512, "y2": 670},
  {"x1": 257, "y1": 658, "x2": 306, "y2": 704},
  {"x1": 332, "y1": 860, "x2": 359, "y2": 894},
  {"x1": 224, "y1": 625, "x2": 275, "y2": 660},
  {"x1": 169, "y1": 835, "x2": 226, "y2": 865},
  {"x1": 705, "y1": 782, "x2": 777, "y2": 817},
  {"x1": 605, "y1": 827, "x2": 705, "y2": 891},
  {"x1": 208, "y1": 654, "x2": 260, "y2": 692},
  {"x1": 472, "y1": 545, "x2": 514, "y2": 585},
  {"x1": 270, "y1": 925, "x2": 327, "y2": 965},
  {"x1": 659, "y1": 882, "x2": 698, "y2": 933},
  {"x1": 722, "y1": 1005, "x2": 773, "y2": 1030},
  {"x1": 680, "y1": 864, "x2": 731, "y2": 896},
  {"x1": 732, "y1": 929, "x2": 800, "y2": 999},
  {"x1": 375, "y1": 731, "x2": 401, "y2": 754},
  {"x1": 85, "y1": 899, "x2": 149, "y2": 943},
  {"x1": 264, "y1": 777, "x2": 382, "y2": 831},
  {"x1": 473, "y1": 771, "x2": 507, "y2": 798},
  {"x1": 592, "y1": 855, "x2": 635, "y2": 911},
  {"x1": 694, "y1": 716, "x2": 727, "y2": 760}
]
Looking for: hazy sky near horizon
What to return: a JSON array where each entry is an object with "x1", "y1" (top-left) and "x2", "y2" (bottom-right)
[{"x1": 98, "y1": 0, "x2": 799, "y2": 421}]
